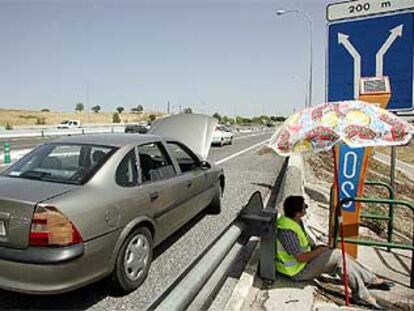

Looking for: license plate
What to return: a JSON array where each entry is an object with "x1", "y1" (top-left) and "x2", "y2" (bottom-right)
[{"x1": 0, "y1": 220, "x2": 6, "y2": 236}]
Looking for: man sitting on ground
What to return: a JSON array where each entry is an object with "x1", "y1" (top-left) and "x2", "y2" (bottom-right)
[{"x1": 276, "y1": 195, "x2": 394, "y2": 310}]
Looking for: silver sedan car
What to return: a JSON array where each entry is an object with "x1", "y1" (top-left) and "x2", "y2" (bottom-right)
[{"x1": 0, "y1": 115, "x2": 224, "y2": 294}]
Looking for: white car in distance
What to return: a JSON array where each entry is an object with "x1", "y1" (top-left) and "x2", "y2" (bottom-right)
[
  {"x1": 57, "y1": 120, "x2": 81, "y2": 129},
  {"x1": 212, "y1": 125, "x2": 233, "y2": 146}
]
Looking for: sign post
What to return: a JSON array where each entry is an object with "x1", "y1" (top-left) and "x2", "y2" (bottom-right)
[{"x1": 3, "y1": 143, "x2": 10, "y2": 164}]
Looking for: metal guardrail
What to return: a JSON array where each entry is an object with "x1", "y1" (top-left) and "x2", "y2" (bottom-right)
[
  {"x1": 0, "y1": 126, "x2": 127, "y2": 139},
  {"x1": 330, "y1": 180, "x2": 396, "y2": 251},
  {"x1": 333, "y1": 196, "x2": 414, "y2": 288},
  {"x1": 147, "y1": 157, "x2": 289, "y2": 311}
]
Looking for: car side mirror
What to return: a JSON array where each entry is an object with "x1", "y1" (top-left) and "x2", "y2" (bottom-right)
[{"x1": 200, "y1": 161, "x2": 211, "y2": 170}]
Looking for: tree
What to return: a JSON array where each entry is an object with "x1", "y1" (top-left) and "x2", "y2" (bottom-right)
[
  {"x1": 251, "y1": 117, "x2": 264, "y2": 125},
  {"x1": 41, "y1": 108, "x2": 50, "y2": 112},
  {"x1": 116, "y1": 107, "x2": 125, "y2": 114},
  {"x1": 236, "y1": 116, "x2": 244, "y2": 125},
  {"x1": 212, "y1": 112, "x2": 221, "y2": 121},
  {"x1": 148, "y1": 114, "x2": 157, "y2": 122},
  {"x1": 271, "y1": 115, "x2": 287, "y2": 122},
  {"x1": 112, "y1": 112, "x2": 121, "y2": 123},
  {"x1": 131, "y1": 105, "x2": 144, "y2": 114},
  {"x1": 183, "y1": 107, "x2": 193, "y2": 114},
  {"x1": 75, "y1": 103, "x2": 84, "y2": 112},
  {"x1": 228, "y1": 118, "x2": 235, "y2": 125},
  {"x1": 91, "y1": 105, "x2": 101, "y2": 113}
]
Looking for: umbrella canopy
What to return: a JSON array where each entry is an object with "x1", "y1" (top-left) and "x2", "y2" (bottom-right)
[
  {"x1": 268, "y1": 100, "x2": 413, "y2": 306},
  {"x1": 270, "y1": 100, "x2": 414, "y2": 156}
]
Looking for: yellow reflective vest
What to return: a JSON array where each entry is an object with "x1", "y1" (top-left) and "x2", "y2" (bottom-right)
[{"x1": 275, "y1": 216, "x2": 311, "y2": 277}]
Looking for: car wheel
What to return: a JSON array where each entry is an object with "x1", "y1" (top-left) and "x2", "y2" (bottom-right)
[
  {"x1": 229, "y1": 137, "x2": 233, "y2": 145},
  {"x1": 205, "y1": 182, "x2": 222, "y2": 215},
  {"x1": 111, "y1": 227, "x2": 153, "y2": 293},
  {"x1": 220, "y1": 138, "x2": 225, "y2": 147}
]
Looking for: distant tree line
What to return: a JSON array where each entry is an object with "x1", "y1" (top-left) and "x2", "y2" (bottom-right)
[{"x1": 212, "y1": 113, "x2": 286, "y2": 126}]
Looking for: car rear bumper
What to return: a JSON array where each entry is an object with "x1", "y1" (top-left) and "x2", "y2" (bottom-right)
[
  {"x1": 0, "y1": 231, "x2": 119, "y2": 294},
  {"x1": 211, "y1": 136, "x2": 222, "y2": 144},
  {"x1": 0, "y1": 244, "x2": 84, "y2": 264}
]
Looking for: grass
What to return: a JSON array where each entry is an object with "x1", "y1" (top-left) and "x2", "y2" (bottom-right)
[{"x1": 0, "y1": 109, "x2": 165, "y2": 127}]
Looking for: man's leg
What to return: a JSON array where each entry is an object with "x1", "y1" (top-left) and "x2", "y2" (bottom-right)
[{"x1": 294, "y1": 249, "x2": 374, "y2": 299}]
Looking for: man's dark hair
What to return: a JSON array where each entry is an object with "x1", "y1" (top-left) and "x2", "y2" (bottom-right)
[{"x1": 283, "y1": 196, "x2": 305, "y2": 218}]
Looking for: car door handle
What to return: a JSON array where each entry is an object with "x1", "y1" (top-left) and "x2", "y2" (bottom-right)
[{"x1": 150, "y1": 191, "x2": 160, "y2": 202}]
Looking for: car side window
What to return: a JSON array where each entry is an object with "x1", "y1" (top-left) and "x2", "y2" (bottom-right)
[
  {"x1": 166, "y1": 142, "x2": 200, "y2": 173},
  {"x1": 116, "y1": 149, "x2": 138, "y2": 187},
  {"x1": 137, "y1": 142, "x2": 175, "y2": 183}
]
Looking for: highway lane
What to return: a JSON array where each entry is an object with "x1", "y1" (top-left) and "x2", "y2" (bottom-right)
[
  {"x1": 0, "y1": 130, "x2": 272, "y2": 152},
  {"x1": 0, "y1": 131, "x2": 282, "y2": 310}
]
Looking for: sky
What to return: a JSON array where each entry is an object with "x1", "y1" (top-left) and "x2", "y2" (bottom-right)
[{"x1": 0, "y1": 0, "x2": 335, "y2": 117}]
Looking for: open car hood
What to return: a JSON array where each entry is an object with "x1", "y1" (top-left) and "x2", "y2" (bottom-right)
[{"x1": 148, "y1": 114, "x2": 217, "y2": 160}]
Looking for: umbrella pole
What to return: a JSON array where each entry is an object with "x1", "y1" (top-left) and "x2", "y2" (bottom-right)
[{"x1": 332, "y1": 148, "x2": 350, "y2": 306}]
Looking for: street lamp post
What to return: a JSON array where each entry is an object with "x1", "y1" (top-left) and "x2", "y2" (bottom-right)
[{"x1": 275, "y1": 9, "x2": 313, "y2": 108}]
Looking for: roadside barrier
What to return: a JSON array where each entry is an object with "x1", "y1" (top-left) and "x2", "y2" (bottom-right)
[{"x1": 147, "y1": 157, "x2": 289, "y2": 311}]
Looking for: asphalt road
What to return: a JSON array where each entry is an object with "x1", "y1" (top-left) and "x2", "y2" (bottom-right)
[{"x1": 0, "y1": 131, "x2": 283, "y2": 310}]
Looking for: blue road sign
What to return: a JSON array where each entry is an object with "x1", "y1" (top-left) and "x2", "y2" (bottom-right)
[{"x1": 328, "y1": 12, "x2": 414, "y2": 111}]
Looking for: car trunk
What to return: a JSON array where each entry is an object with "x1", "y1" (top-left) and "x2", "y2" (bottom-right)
[{"x1": 0, "y1": 176, "x2": 78, "y2": 249}]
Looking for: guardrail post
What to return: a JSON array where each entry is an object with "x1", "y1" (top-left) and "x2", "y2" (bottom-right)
[
  {"x1": 239, "y1": 191, "x2": 277, "y2": 282},
  {"x1": 3, "y1": 143, "x2": 11, "y2": 164},
  {"x1": 41, "y1": 130, "x2": 44, "y2": 137},
  {"x1": 82, "y1": 129, "x2": 85, "y2": 135},
  {"x1": 111, "y1": 127, "x2": 114, "y2": 133}
]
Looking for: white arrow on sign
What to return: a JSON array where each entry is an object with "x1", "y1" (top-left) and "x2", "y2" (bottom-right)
[
  {"x1": 376, "y1": 24, "x2": 404, "y2": 77},
  {"x1": 338, "y1": 33, "x2": 361, "y2": 99}
]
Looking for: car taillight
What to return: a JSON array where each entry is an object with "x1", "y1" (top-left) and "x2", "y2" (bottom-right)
[{"x1": 29, "y1": 206, "x2": 82, "y2": 247}]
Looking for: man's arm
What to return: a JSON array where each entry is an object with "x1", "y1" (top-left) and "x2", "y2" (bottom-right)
[
  {"x1": 296, "y1": 246, "x2": 329, "y2": 263},
  {"x1": 279, "y1": 230, "x2": 330, "y2": 263}
]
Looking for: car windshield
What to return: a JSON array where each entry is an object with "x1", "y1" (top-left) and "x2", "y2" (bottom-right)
[{"x1": 2, "y1": 143, "x2": 116, "y2": 185}]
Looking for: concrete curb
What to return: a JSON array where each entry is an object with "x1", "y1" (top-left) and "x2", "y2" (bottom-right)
[
  {"x1": 224, "y1": 238, "x2": 260, "y2": 311},
  {"x1": 224, "y1": 154, "x2": 315, "y2": 311}
]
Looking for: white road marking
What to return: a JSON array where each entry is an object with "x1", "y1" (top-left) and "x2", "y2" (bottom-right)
[
  {"x1": 233, "y1": 132, "x2": 271, "y2": 141},
  {"x1": 215, "y1": 139, "x2": 270, "y2": 165}
]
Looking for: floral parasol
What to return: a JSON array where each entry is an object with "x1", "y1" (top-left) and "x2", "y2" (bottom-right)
[{"x1": 270, "y1": 100, "x2": 414, "y2": 156}]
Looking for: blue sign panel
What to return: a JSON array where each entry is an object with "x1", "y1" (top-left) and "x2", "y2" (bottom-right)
[
  {"x1": 328, "y1": 13, "x2": 414, "y2": 111},
  {"x1": 337, "y1": 146, "x2": 365, "y2": 212}
]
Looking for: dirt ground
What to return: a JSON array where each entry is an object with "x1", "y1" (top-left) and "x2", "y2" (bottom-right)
[
  {"x1": 0, "y1": 109, "x2": 165, "y2": 127},
  {"x1": 305, "y1": 151, "x2": 414, "y2": 242},
  {"x1": 377, "y1": 142, "x2": 414, "y2": 165}
]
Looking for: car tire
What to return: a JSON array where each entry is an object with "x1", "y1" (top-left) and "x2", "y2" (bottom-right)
[
  {"x1": 111, "y1": 227, "x2": 153, "y2": 294},
  {"x1": 220, "y1": 138, "x2": 225, "y2": 147},
  {"x1": 229, "y1": 137, "x2": 233, "y2": 145},
  {"x1": 205, "y1": 182, "x2": 222, "y2": 215}
]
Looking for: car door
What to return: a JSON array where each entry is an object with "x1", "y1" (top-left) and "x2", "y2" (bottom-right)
[
  {"x1": 136, "y1": 142, "x2": 182, "y2": 242},
  {"x1": 164, "y1": 141, "x2": 211, "y2": 226}
]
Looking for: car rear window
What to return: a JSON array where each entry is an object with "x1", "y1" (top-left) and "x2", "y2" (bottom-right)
[{"x1": 2, "y1": 143, "x2": 116, "y2": 185}]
